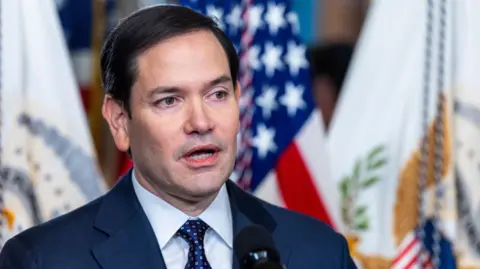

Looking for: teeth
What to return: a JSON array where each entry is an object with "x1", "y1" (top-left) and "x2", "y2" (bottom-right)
[{"x1": 188, "y1": 152, "x2": 213, "y2": 160}]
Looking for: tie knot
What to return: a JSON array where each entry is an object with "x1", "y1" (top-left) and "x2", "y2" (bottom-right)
[{"x1": 176, "y1": 219, "x2": 209, "y2": 245}]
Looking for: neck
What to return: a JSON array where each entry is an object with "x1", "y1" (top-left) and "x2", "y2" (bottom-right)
[
  {"x1": 133, "y1": 169, "x2": 218, "y2": 217},
  {"x1": 168, "y1": 192, "x2": 217, "y2": 217}
]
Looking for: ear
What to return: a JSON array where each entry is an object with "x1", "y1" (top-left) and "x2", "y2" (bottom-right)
[
  {"x1": 234, "y1": 81, "x2": 242, "y2": 101},
  {"x1": 234, "y1": 81, "x2": 242, "y2": 133},
  {"x1": 102, "y1": 95, "x2": 130, "y2": 152}
]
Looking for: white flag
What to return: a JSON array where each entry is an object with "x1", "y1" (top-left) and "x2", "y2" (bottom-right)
[
  {"x1": 326, "y1": 0, "x2": 458, "y2": 268},
  {"x1": 452, "y1": 1, "x2": 480, "y2": 268},
  {"x1": 0, "y1": 0, "x2": 107, "y2": 246}
]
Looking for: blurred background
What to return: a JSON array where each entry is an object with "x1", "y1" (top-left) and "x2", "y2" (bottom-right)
[
  {"x1": 2, "y1": 0, "x2": 480, "y2": 268},
  {"x1": 53, "y1": 0, "x2": 367, "y2": 185}
]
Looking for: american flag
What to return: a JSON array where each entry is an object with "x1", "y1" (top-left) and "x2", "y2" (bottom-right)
[
  {"x1": 180, "y1": 0, "x2": 342, "y2": 229},
  {"x1": 392, "y1": 219, "x2": 457, "y2": 269},
  {"x1": 392, "y1": 230, "x2": 434, "y2": 269},
  {"x1": 56, "y1": 0, "x2": 133, "y2": 181},
  {"x1": 56, "y1": 0, "x2": 116, "y2": 112}
]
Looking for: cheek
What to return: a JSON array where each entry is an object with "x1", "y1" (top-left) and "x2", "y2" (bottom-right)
[
  {"x1": 131, "y1": 115, "x2": 180, "y2": 156},
  {"x1": 215, "y1": 106, "x2": 240, "y2": 139}
]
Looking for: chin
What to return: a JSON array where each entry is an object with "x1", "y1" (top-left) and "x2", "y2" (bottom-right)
[
  {"x1": 183, "y1": 185, "x2": 221, "y2": 200},
  {"x1": 185, "y1": 175, "x2": 227, "y2": 197}
]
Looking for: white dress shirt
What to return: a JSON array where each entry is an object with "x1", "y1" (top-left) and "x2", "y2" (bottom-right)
[{"x1": 132, "y1": 173, "x2": 233, "y2": 269}]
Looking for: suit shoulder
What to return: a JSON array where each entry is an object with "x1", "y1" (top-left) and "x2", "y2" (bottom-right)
[
  {"x1": 260, "y1": 201, "x2": 356, "y2": 268},
  {"x1": 231, "y1": 184, "x2": 342, "y2": 241},
  {"x1": 261, "y1": 199, "x2": 346, "y2": 244}
]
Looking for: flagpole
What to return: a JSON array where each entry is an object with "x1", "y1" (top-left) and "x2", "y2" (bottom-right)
[
  {"x1": 419, "y1": 0, "x2": 448, "y2": 267},
  {"x1": 418, "y1": 0, "x2": 435, "y2": 266},
  {"x1": 432, "y1": 0, "x2": 448, "y2": 267}
]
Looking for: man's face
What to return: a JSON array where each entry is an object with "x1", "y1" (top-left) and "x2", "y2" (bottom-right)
[{"x1": 108, "y1": 30, "x2": 240, "y2": 200}]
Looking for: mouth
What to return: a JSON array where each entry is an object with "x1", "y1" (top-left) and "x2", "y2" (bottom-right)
[{"x1": 182, "y1": 144, "x2": 221, "y2": 167}]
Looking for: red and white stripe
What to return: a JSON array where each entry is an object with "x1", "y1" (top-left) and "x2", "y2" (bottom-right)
[
  {"x1": 253, "y1": 111, "x2": 342, "y2": 230},
  {"x1": 238, "y1": 0, "x2": 253, "y2": 90},
  {"x1": 391, "y1": 232, "x2": 433, "y2": 269},
  {"x1": 235, "y1": 0, "x2": 255, "y2": 189}
]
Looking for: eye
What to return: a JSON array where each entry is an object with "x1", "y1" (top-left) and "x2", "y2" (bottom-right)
[
  {"x1": 155, "y1": 96, "x2": 178, "y2": 107},
  {"x1": 162, "y1": 97, "x2": 175, "y2": 105},
  {"x1": 211, "y1": 90, "x2": 228, "y2": 100}
]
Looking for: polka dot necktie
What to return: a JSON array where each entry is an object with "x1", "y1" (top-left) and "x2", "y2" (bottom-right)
[{"x1": 176, "y1": 219, "x2": 212, "y2": 269}]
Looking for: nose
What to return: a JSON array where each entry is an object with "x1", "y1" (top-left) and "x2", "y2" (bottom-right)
[{"x1": 184, "y1": 99, "x2": 214, "y2": 135}]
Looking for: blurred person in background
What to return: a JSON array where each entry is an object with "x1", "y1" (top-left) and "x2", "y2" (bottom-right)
[{"x1": 307, "y1": 43, "x2": 354, "y2": 132}]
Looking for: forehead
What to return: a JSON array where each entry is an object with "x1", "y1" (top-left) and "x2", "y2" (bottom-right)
[{"x1": 134, "y1": 30, "x2": 231, "y2": 90}]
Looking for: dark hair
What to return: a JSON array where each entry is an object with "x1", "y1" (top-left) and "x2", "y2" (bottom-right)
[
  {"x1": 100, "y1": 4, "x2": 239, "y2": 117},
  {"x1": 307, "y1": 43, "x2": 354, "y2": 95}
]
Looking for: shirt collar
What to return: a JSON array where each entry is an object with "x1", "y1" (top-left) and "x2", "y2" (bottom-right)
[
  {"x1": 132, "y1": 171, "x2": 233, "y2": 249},
  {"x1": 197, "y1": 183, "x2": 233, "y2": 248}
]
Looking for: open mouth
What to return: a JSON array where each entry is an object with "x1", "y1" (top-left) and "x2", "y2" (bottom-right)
[
  {"x1": 183, "y1": 145, "x2": 221, "y2": 165},
  {"x1": 186, "y1": 148, "x2": 217, "y2": 160}
]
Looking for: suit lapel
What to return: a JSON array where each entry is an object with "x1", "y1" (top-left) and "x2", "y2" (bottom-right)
[
  {"x1": 91, "y1": 170, "x2": 167, "y2": 269},
  {"x1": 226, "y1": 181, "x2": 291, "y2": 269},
  {"x1": 89, "y1": 173, "x2": 290, "y2": 269}
]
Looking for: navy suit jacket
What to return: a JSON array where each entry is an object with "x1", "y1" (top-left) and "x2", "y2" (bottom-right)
[{"x1": 0, "y1": 169, "x2": 356, "y2": 269}]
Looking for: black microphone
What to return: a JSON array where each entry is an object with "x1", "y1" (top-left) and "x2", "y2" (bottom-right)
[{"x1": 234, "y1": 225, "x2": 285, "y2": 269}]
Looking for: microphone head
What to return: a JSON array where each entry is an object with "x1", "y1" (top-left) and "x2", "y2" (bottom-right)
[{"x1": 234, "y1": 225, "x2": 281, "y2": 269}]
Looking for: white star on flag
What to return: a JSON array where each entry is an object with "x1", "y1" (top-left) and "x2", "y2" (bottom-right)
[
  {"x1": 207, "y1": 5, "x2": 224, "y2": 30},
  {"x1": 256, "y1": 86, "x2": 278, "y2": 119},
  {"x1": 280, "y1": 82, "x2": 306, "y2": 116},
  {"x1": 225, "y1": 4, "x2": 242, "y2": 34},
  {"x1": 265, "y1": 2, "x2": 286, "y2": 35},
  {"x1": 248, "y1": 45, "x2": 262, "y2": 70},
  {"x1": 248, "y1": 4, "x2": 265, "y2": 34},
  {"x1": 285, "y1": 41, "x2": 308, "y2": 76},
  {"x1": 262, "y1": 42, "x2": 284, "y2": 77},
  {"x1": 239, "y1": 88, "x2": 254, "y2": 111},
  {"x1": 252, "y1": 124, "x2": 277, "y2": 159},
  {"x1": 286, "y1": 12, "x2": 300, "y2": 34}
]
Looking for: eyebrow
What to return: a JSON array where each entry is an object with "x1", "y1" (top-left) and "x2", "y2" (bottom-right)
[{"x1": 148, "y1": 75, "x2": 232, "y2": 97}]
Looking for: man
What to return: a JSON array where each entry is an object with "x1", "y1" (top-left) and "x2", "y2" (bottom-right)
[
  {"x1": 307, "y1": 43, "x2": 354, "y2": 132},
  {"x1": 0, "y1": 5, "x2": 356, "y2": 269}
]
